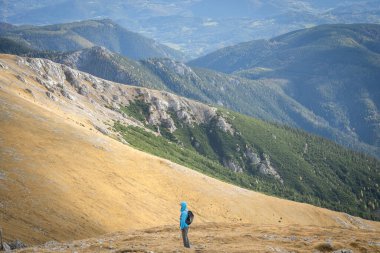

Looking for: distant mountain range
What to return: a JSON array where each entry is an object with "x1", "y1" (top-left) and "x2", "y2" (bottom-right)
[
  {"x1": 1, "y1": 0, "x2": 380, "y2": 58},
  {"x1": 0, "y1": 19, "x2": 184, "y2": 60},
  {"x1": 190, "y1": 23, "x2": 380, "y2": 158},
  {"x1": 1, "y1": 23, "x2": 379, "y2": 158}
]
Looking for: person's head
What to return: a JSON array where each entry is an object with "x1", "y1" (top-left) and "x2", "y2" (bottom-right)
[{"x1": 180, "y1": 201, "x2": 187, "y2": 211}]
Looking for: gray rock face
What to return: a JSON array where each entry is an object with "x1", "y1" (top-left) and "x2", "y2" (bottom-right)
[
  {"x1": 63, "y1": 67, "x2": 89, "y2": 96},
  {"x1": 245, "y1": 148, "x2": 261, "y2": 165},
  {"x1": 95, "y1": 126, "x2": 109, "y2": 135},
  {"x1": 14, "y1": 55, "x2": 236, "y2": 147},
  {"x1": 148, "y1": 58, "x2": 200, "y2": 80},
  {"x1": 16, "y1": 75, "x2": 26, "y2": 83},
  {"x1": 223, "y1": 159, "x2": 243, "y2": 173},
  {"x1": 8, "y1": 240, "x2": 27, "y2": 250},
  {"x1": 45, "y1": 91, "x2": 58, "y2": 102},
  {"x1": 303, "y1": 143, "x2": 308, "y2": 154},
  {"x1": 60, "y1": 88, "x2": 74, "y2": 100},
  {"x1": 36, "y1": 76, "x2": 56, "y2": 92},
  {"x1": 1, "y1": 242, "x2": 11, "y2": 252},
  {"x1": 258, "y1": 153, "x2": 283, "y2": 183},
  {"x1": 216, "y1": 116, "x2": 234, "y2": 135}
]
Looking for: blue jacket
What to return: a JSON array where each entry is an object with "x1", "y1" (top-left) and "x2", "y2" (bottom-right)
[{"x1": 179, "y1": 201, "x2": 189, "y2": 230}]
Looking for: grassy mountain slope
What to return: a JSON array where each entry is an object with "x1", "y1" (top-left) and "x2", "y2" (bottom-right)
[
  {"x1": 189, "y1": 24, "x2": 380, "y2": 157},
  {"x1": 0, "y1": 19, "x2": 184, "y2": 60},
  {"x1": 0, "y1": 41, "x2": 327, "y2": 126},
  {"x1": 1, "y1": 36, "x2": 378, "y2": 159},
  {"x1": 1, "y1": 54, "x2": 379, "y2": 224},
  {"x1": 1, "y1": 54, "x2": 379, "y2": 247}
]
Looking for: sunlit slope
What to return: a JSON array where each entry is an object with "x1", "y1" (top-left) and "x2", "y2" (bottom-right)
[{"x1": 0, "y1": 54, "x2": 379, "y2": 245}]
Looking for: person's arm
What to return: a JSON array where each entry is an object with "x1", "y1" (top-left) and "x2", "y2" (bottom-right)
[{"x1": 180, "y1": 211, "x2": 188, "y2": 229}]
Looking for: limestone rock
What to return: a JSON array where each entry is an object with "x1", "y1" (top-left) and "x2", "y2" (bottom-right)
[
  {"x1": 8, "y1": 240, "x2": 27, "y2": 250},
  {"x1": 0, "y1": 61, "x2": 8, "y2": 69},
  {"x1": 245, "y1": 149, "x2": 261, "y2": 165},
  {"x1": 216, "y1": 116, "x2": 234, "y2": 135},
  {"x1": 223, "y1": 159, "x2": 243, "y2": 173},
  {"x1": 1, "y1": 242, "x2": 11, "y2": 252},
  {"x1": 46, "y1": 91, "x2": 58, "y2": 102},
  {"x1": 258, "y1": 154, "x2": 283, "y2": 183},
  {"x1": 60, "y1": 89, "x2": 74, "y2": 100},
  {"x1": 95, "y1": 126, "x2": 109, "y2": 135}
]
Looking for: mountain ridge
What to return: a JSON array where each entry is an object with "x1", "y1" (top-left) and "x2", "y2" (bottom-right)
[
  {"x1": 1, "y1": 34, "x2": 378, "y2": 159},
  {"x1": 2, "y1": 0, "x2": 380, "y2": 59},
  {"x1": 0, "y1": 19, "x2": 185, "y2": 61},
  {"x1": 0, "y1": 54, "x2": 379, "y2": 251},
  {"x1": 189, "y1": 23, "x2": 380, "y2": 157}
]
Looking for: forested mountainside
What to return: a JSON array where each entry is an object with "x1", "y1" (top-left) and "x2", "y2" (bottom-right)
[{"x1": 190, "y1": 24, "x2": 380, "y2": 158}]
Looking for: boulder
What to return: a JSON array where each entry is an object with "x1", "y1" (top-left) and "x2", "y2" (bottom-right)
[
  {"x1": 223, "y1": 159, "x2": 243, "y2": 173},
  {"x1": 8, "y1": 240, "x2": 27, "y2": 250},
  {"x1": 46, "y1": 91, "x2": 58, "y2": 102},
  {"x1": 1, "y1": 242, "x2": 10, "y2": 252},
  {"x1": 0, "y1": 61, "x2": 8, "y2": 69}
]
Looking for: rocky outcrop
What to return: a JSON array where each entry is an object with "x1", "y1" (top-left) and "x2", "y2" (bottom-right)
[
  {"x1": 0, "y1": 61, "x2": 8, "y2": 69},
  {"x1": 244, "y1": 147, "x2": 283, "y2": 183},
  {"x1": 223, "y1": 159, "x2": 243, "y2": 173},
  {"x1": 146, "y1": 58, "x2": 200, "y2": 80},
  {"x1": 245, "y1": 148, "x2": 261, "y2": 165},
  {"x1": 13, "y1": 55, "x2": 234, "y2": 138},
  {"x1": 258, "y1": 153, "x2": 283, "y2": 183},
  {"x1": 216, "y1": 116, "x2": 234, "y2": 135}
]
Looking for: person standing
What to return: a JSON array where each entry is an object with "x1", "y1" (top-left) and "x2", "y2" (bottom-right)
[{"x1": 179, "y1": 201, "x2": 190, "y2": 248}]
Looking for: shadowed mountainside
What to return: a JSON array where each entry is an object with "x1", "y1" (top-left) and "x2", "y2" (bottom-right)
[
  {"x1": 189, "y1": 23, "x2": 380, "y2": 158},
  {"x1": 0, "y1": 19, "x2": 184, "y2": 61}
]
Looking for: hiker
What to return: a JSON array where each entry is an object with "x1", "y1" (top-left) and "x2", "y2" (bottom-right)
[{"x1": 179, "y1": 201, "x2": 191, "y2": 248}]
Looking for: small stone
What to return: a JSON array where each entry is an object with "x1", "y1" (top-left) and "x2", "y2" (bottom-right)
[
  {"x1": 0, "y1": 62, "x2": 8, "y2": 69},
  {"x1": 2, "y1": 242, "x2": 11, "y2": 252},
  {"x1": 46, "y1": 91, "x2": 58, "y2": 102},
  {"x1": 333, "y1": 249, "x2": 353, "y2": 253},
  {"x1": 78, "y1": 85, "x2": 88, "y2": 96},
  {"x1": 16, "y1": 75, "x2": 26, "y2": 82},
  {"x1": 61, "y1": 89, "x2": 74, "y2": 100},
  {"x1": 95, "y1": 126, "x2": 109, "y2": 135},
  {"x1": 8, "y1": 240, "x2": 27, "y2": 250}
]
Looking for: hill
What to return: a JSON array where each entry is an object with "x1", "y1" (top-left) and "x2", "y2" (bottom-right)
[
  {"x1": 2, "y1": 1, "x2": 380, "y2": 58},
  {"x1": 0, "y1": 53, "x2": 379, "y2": 232},
  {"x1": 0, "y1": 54, "x2": 379, "y2": 252},
  {"x1": 0, "y1": 19, "x2": 184, "y2": 60},
  {"x1": 189, "y1": 23, "x2": 380, "y2": 157},
  {"x1": 2, "y1": 39, "x2": 378, "y2": 158}
]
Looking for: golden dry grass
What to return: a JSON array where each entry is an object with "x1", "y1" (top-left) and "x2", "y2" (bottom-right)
[{"x1": 0, "y1": 54, "x2": 379, "y2": 252}]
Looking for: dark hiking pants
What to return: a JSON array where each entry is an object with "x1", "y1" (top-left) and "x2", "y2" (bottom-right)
[{"x1": 181, "y1": 227, "x2": 190, "y2": 248}]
